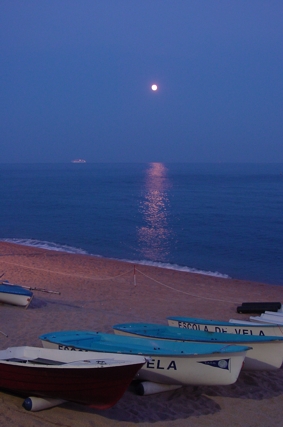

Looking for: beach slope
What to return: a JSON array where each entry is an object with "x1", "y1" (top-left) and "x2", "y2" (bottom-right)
[{"x1": 0, "y1": 241, "x2": 282, "y2": 427}]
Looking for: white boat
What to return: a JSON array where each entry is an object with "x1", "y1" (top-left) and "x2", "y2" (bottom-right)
[
  {"x1": 250, "y1": 312, "x2": 283, "y2": 325},
  {"x1": 71, "y1": 159, "x2": 86, "y2": 163},
  {"x1": 0, "y1": 282, "x2": 33, "y2": 308},
  {"x1": 113, "y1": 322, "x2": 283, "y2": 371},
  {"x1": 39, "y1": 331, "x2": 250, "y2": 387},
  {"x1": 167, "y1": 316, "x2": 283, "y2": 337},
  {"x1": 264, "y1": 311, "x2": 283, "y2": 317},
  {"x1": 229, "y1": 319, "x2": 269, "y2": 325}
]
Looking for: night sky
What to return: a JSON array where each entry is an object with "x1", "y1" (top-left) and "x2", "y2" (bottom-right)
[{"x1": 1, "y1": 1, "x2": 282, "y2": 163}]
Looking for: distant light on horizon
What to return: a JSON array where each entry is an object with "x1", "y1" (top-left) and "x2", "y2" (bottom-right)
[{"x1": 151, "y1": 84, "x2": 158, "y2": 91}]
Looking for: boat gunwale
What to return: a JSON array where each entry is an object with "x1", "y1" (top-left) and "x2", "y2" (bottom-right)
[
  {"x1": 112, "y1": 323, "x2": 283, "y2": 344},
  {"x1": 39, "y1": 331, "x2": 252, "y2": 356},
  {"x1": 167, "y1": 316, "x2": 281, "y2": 328}
]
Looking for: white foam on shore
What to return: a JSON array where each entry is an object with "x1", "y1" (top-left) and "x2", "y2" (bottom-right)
[
  {"x1": 0, "y1": 238, "x2": 88, "y2": 255},
  {"x1": 0, "y1": 238, "x2": 230, "y2": 279},
  {"x1": 123, "y1": 259, "x2": 230, "y2": 278}
]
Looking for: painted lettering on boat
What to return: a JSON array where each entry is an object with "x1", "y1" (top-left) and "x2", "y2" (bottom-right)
[
  {"x1": 146, "y1": 359, "x2": 177, "y2": 370},
  {"x1": 177, "y1": 321, "x2": 202, "y2": 331},
  {"x1": 177, "y1": 321, "x2": 265, "y2": 336},
  {"x1": 58, "y1": 345, "x2": 88, "y2": 352}
]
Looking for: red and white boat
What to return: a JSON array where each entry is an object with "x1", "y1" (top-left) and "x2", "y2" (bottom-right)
[{"x1": 0, "y1": 346, "x2": 146, "y2": 410}]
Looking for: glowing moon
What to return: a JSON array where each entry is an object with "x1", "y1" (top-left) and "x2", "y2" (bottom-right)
[{"x1": 151, "y1": 84, "x2": 158, "y2": 91}]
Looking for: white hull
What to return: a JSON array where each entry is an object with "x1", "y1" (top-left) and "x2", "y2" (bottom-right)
[
  {"x1": 241, "y1": 341, "x2": 283, "y2": 370},
  {"x1": 0, "y1": 293, "x2": 33, "y2": 307},
  {"x1": 168, "y1": 318, "x2": 283, "y2": 337},
  {"x1": 114, "y1": 330, "x2": 283, "y2": 371},
  {"x1": 250, "y1": 313, "x2": 283, "y2": 325},
  {"x1": 229, "y1": 319, "x2": 272, "y2": 325},
  {"x1": 138, "y1": 352, "x2": 246, "y2": 385},
  {"x1": 265, "y1": 311, "x2": 283, "y2": 317},
  {"x1": 0, "y1": 346, "x2": 145, "y2": 366},
  {"x1": 41, "y1": 341, "x2": 247, "y2": 386}
]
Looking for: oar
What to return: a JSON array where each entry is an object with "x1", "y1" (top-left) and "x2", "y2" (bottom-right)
[
  {"x1": 1, "y1": 281, "x2": 61, "y2": 295},
  {"x1": 22, "y1": 286, "x2": 61, "y2": 295}
]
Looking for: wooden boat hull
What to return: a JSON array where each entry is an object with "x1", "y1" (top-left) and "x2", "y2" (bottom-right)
[
  {"x1": 0, "y1": 284, "x2": 33, "y2": 307},
  {"x1": 0, "y1": 346, "x2": 145, "y2": 409},
  {"x1": 113, "y1": 323, "x2": 283, "y2": 371},
  {"x1": 167, "y1": 316, "x2": 283, "y2": 337},
  {"x1": 39, "y1": 331, "x2": 250, "y2": 386}
]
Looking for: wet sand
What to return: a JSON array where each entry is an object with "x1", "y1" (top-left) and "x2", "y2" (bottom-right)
[{"x1": 0, "y1": 241, "x2": 282, "y2": 427}]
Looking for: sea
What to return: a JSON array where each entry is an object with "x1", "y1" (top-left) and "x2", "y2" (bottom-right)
[{"x1": 0, "y1": 163, "x2": 283, "y2": 286}]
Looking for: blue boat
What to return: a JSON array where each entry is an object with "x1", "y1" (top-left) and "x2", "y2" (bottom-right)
[
  {"x1": 112, "y1": 322, "x2": 283, "y2": 371},
  {"x1": 39, "y1": 330, "x2": 250, "y2": 387},
  {"x1": 0, "y1": 282, "x2": 33, "y2": 307}
]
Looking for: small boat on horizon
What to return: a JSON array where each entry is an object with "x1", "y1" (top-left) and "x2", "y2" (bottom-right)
[{"x1": 71, "y1": 159, "x2": 86, "y2": 163}]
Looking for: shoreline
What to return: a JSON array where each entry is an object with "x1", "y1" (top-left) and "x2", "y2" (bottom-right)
[
  {"x1": 0, "y1": 238, "x2": 231, "y2": 280},
  {"x1": 3, "y1": 238, "x2": 282, "y2": 286},
  {"x1": 0, "y1": 241, "x2": 282, "y2": 427}
]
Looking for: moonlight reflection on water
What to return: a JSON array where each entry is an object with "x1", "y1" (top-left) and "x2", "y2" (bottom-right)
[{"x1": 137, "y1": 163, "x2": 173, "y2": 262}]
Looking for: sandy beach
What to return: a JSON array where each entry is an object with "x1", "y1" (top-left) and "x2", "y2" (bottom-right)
[{"x1": 0, "y1": 241, "x2": 282, "y2": 427}]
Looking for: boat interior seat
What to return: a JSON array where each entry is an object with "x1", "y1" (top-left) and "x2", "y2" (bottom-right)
[
  {"x1": 5, "y1": 357, "x2": 66, "y2": 365},
  {"x1": 30, "y1": 357, "x2": 66, "y2": 365}
]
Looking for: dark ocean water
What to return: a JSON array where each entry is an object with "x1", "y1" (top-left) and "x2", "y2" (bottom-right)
[{"x1": 1, "y1": 163, "x2": 283, "y2": 286}]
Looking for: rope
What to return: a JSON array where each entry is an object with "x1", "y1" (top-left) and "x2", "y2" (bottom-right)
[
  {"x1": 87, "y1": 269, "x2": 133, "y2": 281},
  {"x1": 0, "y1": 259, "x2": 133, "y2": 281},
  {"x1": 135, "y1": 267, "x2": 240, "y2": 304},
  {"x1": 1, "y1": 256, "x2": 240, "y2": 303}
]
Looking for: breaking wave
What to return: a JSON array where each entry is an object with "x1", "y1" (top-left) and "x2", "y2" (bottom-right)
[{"x1": 0, "y1": 238, "x2": 230, "y2": 279}]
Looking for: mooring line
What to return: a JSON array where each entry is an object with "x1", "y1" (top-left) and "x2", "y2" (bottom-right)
[
  {"x1": 0, "y1": 257, "x2": 240, "y2": 303},
  {"x1": 134, "y1": 267, "x2": 240, "y2": 304},
  {"x1": 0, "y1": 259, "x2": 132, "y2": 281}
]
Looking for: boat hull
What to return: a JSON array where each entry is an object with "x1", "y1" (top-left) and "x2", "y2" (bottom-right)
[
  {"x1": 138, "y1": 353, "x2": 246, "y2": 386},
  {"x1": 0, "y1": 284, "x2": 33, "y2": 307},
  {"x1": 167, "y1": 316, "x2": 283, "y2": 337},
  {"x1": 0, "y1": 347, "x2": 145, "y2": 409},
  {"x1": 250, "y1": 312, "x2": 283, "y2": 325},
  {"x1": 113, "y1": 323, "x2": 283, "y2": 371},
  {"x1": 40, "y1": 332, "x2": 249, "y2": 386}
]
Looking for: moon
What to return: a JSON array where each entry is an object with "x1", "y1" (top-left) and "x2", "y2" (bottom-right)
[{"x1": 151, "y1": 84, "x2": 158, "y2": 91}]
